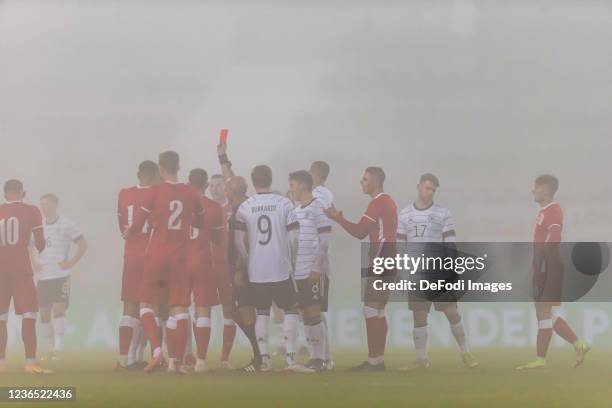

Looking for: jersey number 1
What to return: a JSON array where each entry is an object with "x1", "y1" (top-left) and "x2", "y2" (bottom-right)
[{"x1": 127, "y1": 205, "x2": 149, "y2": 234}]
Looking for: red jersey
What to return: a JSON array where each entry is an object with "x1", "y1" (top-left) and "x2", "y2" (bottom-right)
[
  {"x1": 534, "y1": 202, "x2": 563, "y2": 243},
  {"x1": 363, "y1": 193, "x2": 398, "y2": 245},
  {"x1": 117, "y1": 185, "x2": 152, "y2": 257},
  {"x1": 333, "y1": 192, "x2": 398, "y2": 260},
  {"x1": 188, "y1": 193, "x2": 224, "y2": 259},
  {"x1": 132, "y1": 181, "x2": 204, "y2": 247},
  {"x1": 0, "y1": 201, "x2": 45, "y2": 272}
]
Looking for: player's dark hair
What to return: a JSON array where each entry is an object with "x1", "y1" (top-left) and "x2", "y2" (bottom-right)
[
  {"x1": 251, "y1": 165, "x2": 273, "y2": 189},
  {"x1": 158, "y1": 151, "x2": 180, "y2": 174},
  {"x1": 289, "y1": 170, "x2": 314, "y2": 191},
  {"x1": 365, "y1": 166, "x2": 386, "y2": 185},
  {"x1": 310, "y1": 161, "x2": 330, "y2": 182},
  {"x1": 535, "y1": 174, "x2": 559, "y2": 195},
  {"x1": 41, "y1": 193, "x2": 59, "y2": 204},
  {"x1": 138, "y1": 160, "x2": 159, "y2": 178},
  {"x1": 210, "y1": 174, "x2": 224, "y2": 181},
  {"x1": 420, "y1": 173, "x2": 440, "y2": 187},
  {"x1": 3, "y1": 179, "x2": 23, "y2": 194},
  {"x1": 189, "y1": 168, "x2": 208, "y2": 192}
]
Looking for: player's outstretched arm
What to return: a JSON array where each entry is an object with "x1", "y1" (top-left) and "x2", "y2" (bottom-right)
[
  {"x1": 324, "y1": 205, "x2": 373, "y2": 240},
  {"x1": 217, "y1": 141, "x2": 235, "y2": 180}
]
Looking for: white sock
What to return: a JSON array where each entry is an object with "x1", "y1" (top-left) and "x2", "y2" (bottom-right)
[
  {"x1": 304, "y1": 320, "x2": 325, "y2": 360},
  {"x1": 299, "y1": 317, "x2": 311, "y2": 356},
  {"x1": 126, "y1": 317, "x2": 140, "y2": 365},
  {"x1": 451, "y1": 321, "x2": 469, "y2": 353},
  {"x1": 255, "y1": 313, "x2": 270, "y2": 357},
  {"x1": 321, "y1": 312, "x2": 332, "y2": 361},
  {"x1": 283, "y1": 312, "x2": 300, "y2": 365},
  {"x1": 119, "y1": 316, "x2": 134, "y2": 366},
  {"x1": 136, "y1": 322, "x2": 147, "y2": 362},
  {"x1": 413, "y1": 326, "x2": 429, "y2": 361},
  {"x1": 40, "y1": 321, "x2": 54, "y2": 352},
  {"x1": 53, "y1": 316, "x2": 66, "y2": 352}
]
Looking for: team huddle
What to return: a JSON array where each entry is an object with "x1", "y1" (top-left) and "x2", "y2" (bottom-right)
[{"x1": 0, "y1": 137, "x2": 592, "y2": 374}]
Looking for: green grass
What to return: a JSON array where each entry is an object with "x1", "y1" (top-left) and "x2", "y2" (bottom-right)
[{"x1": 1, "y1": 347, "x2": 611, "y2": 407}]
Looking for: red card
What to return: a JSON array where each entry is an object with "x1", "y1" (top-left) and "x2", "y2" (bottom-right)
[{"x1": 219, "y1": 129, "x2": 229, "y2": 144}]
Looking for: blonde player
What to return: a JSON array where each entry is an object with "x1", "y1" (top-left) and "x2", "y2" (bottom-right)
[
  {"x1": 32, "y1": 194, "x2": 87, "y2": 360},
  {"x1": 396, "y1": 174, "x2": 477, "y2": 370}
]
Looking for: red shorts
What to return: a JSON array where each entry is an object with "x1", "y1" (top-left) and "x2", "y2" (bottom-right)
[
  {"x1": 0, "y1": 269, "x2": 38, "y2": 315},
  {"x1": 533, "y1": 261, "x2": 563, "y2": 305},
  {"x1": 211, "y1": 266, "x2": 234, "y2": 305},
  {"x1": 122, "y1": 254, "x2": 144, "y2": 303},
  {"x1": 139, "y1": 244, "x2": 190, "y2": 307},
  {"x1": 189, "y1": 253, "x2": 219, "y2": 308}
]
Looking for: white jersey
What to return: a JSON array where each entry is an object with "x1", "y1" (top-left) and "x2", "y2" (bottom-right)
[
  {"x1": 397, "y1": 202, "x2": 455, "y2": 257},
  {"x1": 312, "y1": 185, "x2": 334, "y2": 276},
  {"x1": 312, "y1": 185, "x2": 334, "y2": 209},
  {"x1": 236, "y1": 192, "x2": 298, "y2": 283},
  {"x1": 293, "y1": 198, "x2": 332, "y2": 279},
  {"x1": 37, "y1": 215, "x2": 82, "y2": 281}
]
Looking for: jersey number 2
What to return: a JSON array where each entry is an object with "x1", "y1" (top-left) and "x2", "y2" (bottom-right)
[{"x1": 168, "y1": 200, "x2": 183, "y2": 230}]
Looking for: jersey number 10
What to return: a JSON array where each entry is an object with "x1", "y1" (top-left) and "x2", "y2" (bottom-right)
[{"x1": 0, "y1": 217, "x2": 19, "y2": 246}]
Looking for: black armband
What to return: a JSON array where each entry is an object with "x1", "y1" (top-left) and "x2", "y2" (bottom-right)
[{"x1": 218, "y1": 154, "x2": 231, "y2": 166}]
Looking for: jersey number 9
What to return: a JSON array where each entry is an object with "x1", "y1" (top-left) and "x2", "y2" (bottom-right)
[{"x1": 257, "y1": 215, "x2": 272, "y2": 245}]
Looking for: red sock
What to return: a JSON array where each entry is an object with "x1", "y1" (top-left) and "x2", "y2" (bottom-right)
[
  {"x1": 21, "y1": 317, "x2": 37, "y2": 360},
  {"x1": 140, "y1": 312, "x2": 160, "y2": 352},
  {"x1": 553, "y1": 318, "x2": 578, "y2": 344},
  {"x1": 174, "y1": 316, "x2": 189, "y2": 366},
  {"x1": 536, "y1": 328, "x2": 553, "y2": 358},
  {"x1": 195, "y1": 319, "x2": 211, "y2": 360},
  {"x1": 221, "y1": 321, "x2": 236, "y2": 361},
  {"x1": 0, "y1": 320, "x2": 7, "y2": 360},
  {"x1": 378, "y1": 316, "x2": 388, "y2": 357},
  {"x1": 119, "y1": 326, "x2": 133, "y2": 357},
  {"x1": 365, "y1": 317, "x2": 377, "y2": 358}
]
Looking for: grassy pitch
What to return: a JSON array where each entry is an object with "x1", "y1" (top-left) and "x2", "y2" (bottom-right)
[{"x1": 0, "y1": 347, "x2": 610, "y2": 407}]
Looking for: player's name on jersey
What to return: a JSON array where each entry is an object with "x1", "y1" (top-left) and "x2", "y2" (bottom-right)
[
  {"x1": 371, "y1": 279, "x2": 513, "y2": 293},
  {"x1": 250, "y1": 204, "x2": 278, "y2": 213}
]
